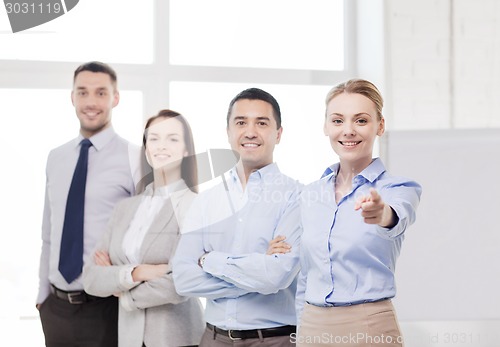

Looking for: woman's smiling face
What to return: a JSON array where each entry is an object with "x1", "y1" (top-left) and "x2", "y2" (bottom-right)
[{"x1": 324, "y1": 92, "x2": 385, "y2": 167}]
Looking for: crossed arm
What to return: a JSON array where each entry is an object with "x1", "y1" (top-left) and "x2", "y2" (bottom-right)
[{"x1": 172, "y1": 193, "x2": 302, "y2": 298}]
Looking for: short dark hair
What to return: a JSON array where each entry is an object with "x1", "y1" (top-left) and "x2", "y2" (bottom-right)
[
  {"x1": 73, "y1": 61, "x2": 117, "y2": 88},
  {"x1": 226, "y1": 88, "x2": 281, "y2": 129}
]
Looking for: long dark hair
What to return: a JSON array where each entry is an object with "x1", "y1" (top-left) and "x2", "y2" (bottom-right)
[{"x1": 142, "y1": 109, "x2": 198, "y2": 193}]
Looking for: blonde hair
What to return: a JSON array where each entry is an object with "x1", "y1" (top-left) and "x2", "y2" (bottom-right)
[{"x1": 325, "y1": 79, "x2": 384, "y2": 121}]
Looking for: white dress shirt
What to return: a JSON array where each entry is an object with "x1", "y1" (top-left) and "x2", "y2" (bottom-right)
[{"x1": 37, "y1": 127, "x2": 143, "y2": 303}]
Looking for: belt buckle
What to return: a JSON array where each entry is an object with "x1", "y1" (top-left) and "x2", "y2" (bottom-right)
[
  {"x1": 67, "y1": 292, "x2": 85, "y2": 304},
  {"x1": 228, "y1": 330, "x2": 242, "y2": 341}
]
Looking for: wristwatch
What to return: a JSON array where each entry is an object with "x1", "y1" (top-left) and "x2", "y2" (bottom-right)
[
  {"x1": 198, "y1": 253, "x2": 208, "y2": 269},
  {"x1": 198, "y1": 252, "x2": 209, "y2": 268}
]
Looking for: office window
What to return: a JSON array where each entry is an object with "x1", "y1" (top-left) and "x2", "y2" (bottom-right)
[
  {"x1": 170, "y1": 0, "x2": 344, "y2": 71},
  {"x1": 0, "y1": 88, "x2": 142, "y2": 324},
  {"x1": 0, "y1": 0, "x2": 154, "y2": 63},
  {"x1": 0, "y1": 1, "x2": 354, "y2": 344},
  {"x1": 170, "y1": 81, "x2": 336, "y2": 184}
]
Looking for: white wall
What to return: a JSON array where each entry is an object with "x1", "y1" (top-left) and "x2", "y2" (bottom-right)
[
  {"x1": 385, "y1": 0, "x2": 452, "y2": 130},
  {"x1": 385, "y1": 0, "x2": 500, "y2": 130},
  {"x1": 384, "y1": 1, "x2": 500, "y2": 346}
]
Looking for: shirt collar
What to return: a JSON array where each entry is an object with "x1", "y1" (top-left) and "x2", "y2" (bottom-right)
[
  {"x1": 75, "y1": 126, "x2": 116, "y2": 151},
  {"x1": 228, "y1": 162, "x2": 280, "y2": 187},
  {"x1": 321, "y1": 157, "x2": 386, "y2": 184},
  {"x1": 143, "y1": 179, "x2": 188, "y2": 198}
]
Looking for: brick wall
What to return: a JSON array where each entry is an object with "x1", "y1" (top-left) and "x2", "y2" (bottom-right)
[{"x1": 385, "y1": 0, "x2": 500, "y2": 129}]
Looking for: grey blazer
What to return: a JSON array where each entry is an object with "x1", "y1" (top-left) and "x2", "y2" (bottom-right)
[{"x1": 83, "y1": 181, "x2": 204, "y2": 347}]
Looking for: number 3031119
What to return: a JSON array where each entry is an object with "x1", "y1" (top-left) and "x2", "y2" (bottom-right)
[{"x1": 5, "y1": 2, "x2": 62, "y2": 14}]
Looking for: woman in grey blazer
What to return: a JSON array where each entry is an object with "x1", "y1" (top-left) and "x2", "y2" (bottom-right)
[{"x1": 83, "y1": 110, "x2": 204, "y2": 347}]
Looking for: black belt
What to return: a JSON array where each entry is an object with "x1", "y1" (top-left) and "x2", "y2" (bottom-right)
[
  {"x1": 51, "y1": 284, "x2": 103, "y2": 304},
  {"x1": 206, "y1": 323, "x2": 295, "y2": 340}
]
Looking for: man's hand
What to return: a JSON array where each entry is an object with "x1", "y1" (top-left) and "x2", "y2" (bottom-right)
[
  {"x1": 266, "y1": 235, "x2": 291, "y2": 255},
  {"x1": 354, "y1": 188, "x2": 397, "y2": 228}
]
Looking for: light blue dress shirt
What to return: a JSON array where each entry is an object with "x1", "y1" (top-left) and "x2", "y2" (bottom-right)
[
  {"x1": 172, "y1": 163, "x2": 302, "y2": 330},
  {"x1": 296, "y1": 158, "x2": 422, "y2": 319}
]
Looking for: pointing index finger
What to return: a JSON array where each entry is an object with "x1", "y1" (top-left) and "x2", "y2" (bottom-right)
[{"x1": 369, "y1": 188, "x2": 381, "y2": 202}]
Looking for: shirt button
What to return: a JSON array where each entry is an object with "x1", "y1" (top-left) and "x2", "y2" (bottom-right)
[{"x1": 238, "y1": 218, "x2": 243, "y2": 222}]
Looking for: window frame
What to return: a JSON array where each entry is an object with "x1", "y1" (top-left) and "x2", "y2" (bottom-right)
[
  {"x1": 0, "y1": 0, "x2": 355, "y2": 318},
  {"x1": 0, "y1": 0, "x2": 356, "y2": 120}
]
